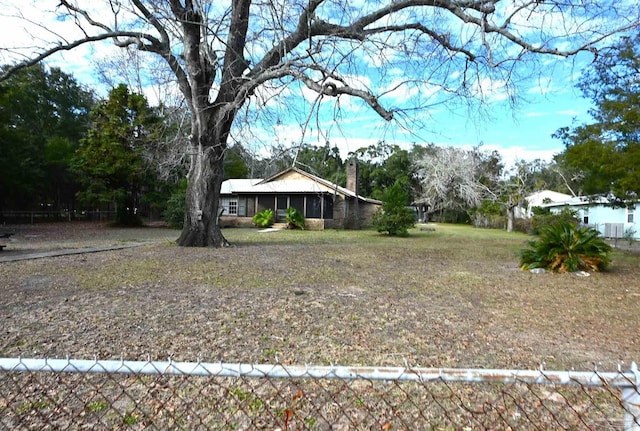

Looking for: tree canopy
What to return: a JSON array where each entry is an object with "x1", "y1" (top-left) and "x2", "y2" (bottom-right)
[
  {"x1": 413, "y1": 145, "x2": 493, "y2": 216},
  {"x1": 555, "y1": 31, "x2": 640, "y2": 202},
  {"x1": 74, "y1": 84, "x2": 160, "y2": 225},
  {"x1": 349, "y1": 142, "x2": 414, "y2": 201},
  {"x1": 0, "y1": 64, "x2": 94, "y2": 213}
]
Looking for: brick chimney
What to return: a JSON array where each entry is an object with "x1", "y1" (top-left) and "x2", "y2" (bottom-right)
[
  {"x1": 345, "y1": 157, "x2": 360, "y2": 229},
  {"x1": 346, "y1": 158, "x2": 359, "y2": 194}
]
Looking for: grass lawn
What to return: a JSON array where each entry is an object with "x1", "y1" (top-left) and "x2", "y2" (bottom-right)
[{"x1": 1, "y1": 222, "x2": 638, "y2": 370}]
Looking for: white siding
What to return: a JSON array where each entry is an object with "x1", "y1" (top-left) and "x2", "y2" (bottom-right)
[{"x1": 550, "y1": 202, "x2": 639, "y2": 239}]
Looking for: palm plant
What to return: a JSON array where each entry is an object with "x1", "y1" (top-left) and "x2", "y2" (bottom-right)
[
  {"x1": 285, "y1": 207, "x2": 305, "y2": 229},
  {"x1": 519, "y1": 221, "x2": 612, "y2": 273},
  {"x1": 252, "y1": 209, "x2": 274, "y2": 228}
]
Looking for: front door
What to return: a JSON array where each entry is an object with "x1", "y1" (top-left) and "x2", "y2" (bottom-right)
[{"x1": 276, "y1": 196, "x2": 288, "y2": 222}]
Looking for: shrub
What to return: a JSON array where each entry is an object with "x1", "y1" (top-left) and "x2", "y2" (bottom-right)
[
  {"x1": 373, "y1": 180, "x2": 415, "y2": 236},
  {"x1": 519, "y1": 221, "x2": 611, "y2": 273},
  {"x1": 513, "y1": 218, "x2": 531, "y2": 234},
  {"x1": 530, "y1": 207, "x2": 579, "y2": 235},
  {"x1": 472, "y1": 200, "x2": 505, "y2": 229},
  {"x1": 163, "y1": 179, "x2": 187, "y2": 228},
  {"x1": 285, "y1": 207, "x2": 305, "y2": 229},
  {"x1": 115, "y1": 208, "x2": 144, "y2": 227},
  {"x1": 252, "y1": 209, "x2": 274, "y2": 228},
  {"x1": 623, "y1": 227, "x2": 637, "y2": 246}
]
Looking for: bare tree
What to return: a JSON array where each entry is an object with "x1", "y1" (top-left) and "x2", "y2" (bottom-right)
[
  {"x1": 413, "y1": 146, "x2": 493, "y2": 219},
  {"x1": 1, "y1": 0, "x2": 638, "y2": 246}
]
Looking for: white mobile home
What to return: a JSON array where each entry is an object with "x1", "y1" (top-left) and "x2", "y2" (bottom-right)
[
  {"x1": 515, "y1": 190, "x2": 573, "y2": 219},
  {"x1": 542, "y1": 196, "x2": 638, "y2": 240}
]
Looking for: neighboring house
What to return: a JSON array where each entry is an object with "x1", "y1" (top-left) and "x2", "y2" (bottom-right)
[
  {"x1": 514, "y1": 190, "x2": 573, "y2": 219},
  {"x1": 218, "y1": 161, "x2": 382, "y2": 230},
  {"x1": 542, "y1": 196, "x2": 639, "y2": 239}
]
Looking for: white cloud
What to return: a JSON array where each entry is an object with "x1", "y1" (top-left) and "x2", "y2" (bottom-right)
[
  {"x1": 470, "y1": 77, "x2": 510, "y2": 103},
  {"x1": 527, "y1": 81, "x2": 554, "y2": 96},
  {"x1": 555, "y1": 109, "x2": 581, "y2": 116}
]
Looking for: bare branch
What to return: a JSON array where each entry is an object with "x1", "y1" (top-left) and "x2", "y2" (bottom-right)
[
  {"x1": 362, "y1": 23, "x2": 477, "y2": 60},
  {"x1": 58, "y1": 0, "x2": 111, "y2": 33},
  {"x1": 552, "y1": 166, "x2": 578, "y2": 197},
  {"x1": 1, "y1": 31, "x2": 157, "y2": 81},
  {"x1": 286, "y1": 68, "x2": 393, "y2": 120}
]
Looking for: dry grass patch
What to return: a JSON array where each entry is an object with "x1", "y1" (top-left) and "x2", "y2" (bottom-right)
[{"x1": 0, "y1": 222, "x2": 638, "y2": 371}]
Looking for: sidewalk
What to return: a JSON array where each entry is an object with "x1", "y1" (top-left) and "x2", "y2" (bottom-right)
[{"x1": 0, "y1": 243, "x2": 145, "y2": 263}]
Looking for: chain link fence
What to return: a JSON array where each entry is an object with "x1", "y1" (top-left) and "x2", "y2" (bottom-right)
[{"x1": 1, "y1": 357, "x2": 639, "y2": 430}]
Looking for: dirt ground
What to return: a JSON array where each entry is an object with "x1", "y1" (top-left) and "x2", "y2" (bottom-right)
[{"x1": 1, "y1": 222, "x2": 639, "y2": 372}]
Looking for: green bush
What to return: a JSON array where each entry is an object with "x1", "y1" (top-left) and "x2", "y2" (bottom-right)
[
  {"x1": 513, "y1": 218, "x2": 531, "y2": 234},
  {"x1": 472, "y1": 200, "x2": 505, "y2": 229},
  {"x1": 285, "y1": 207, "x2": 305, "y2": 229},
  {"x1": 115, "y1": 208, "x2": 144, "y2": 227},
  {"x1": 373, "y1": 180, "x2": 415, "y2": 236},
  {"x1": 623, "y1": 227, "x2": 637, "y2": 246},
  {"x1": 530, "y1": 207, "x2": 579, "y2": 235},
  {"x1": 252, "y1": 209, "x2": 274, "y2": 228},
  {"x1": 163, "y1": 179, "x2": 187, "y2": 228},
  {"x1": 519, "y1": 221, "x2": 611, "y2": 273}
]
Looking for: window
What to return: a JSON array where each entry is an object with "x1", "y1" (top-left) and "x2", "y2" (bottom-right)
[
  {"x1": 228, "y1": 200, "x2": 238, "y2": 215},
  {"x1": 628, "y1": 207, "x2": 635, "y2": 223},
  {"x1": 323, "y1": 195, "x2": 334, "y2": 219},
  {"x1": 258, "y1": 195, "x2": 275, "y2": 212},
  {"x1": 290, "y1": 196, "x2": 305, "y2": 215},
  {"x1": 305, "y1": 195, "x2": 321, "y2": 218},
  {"x1": 221, "y1": 197, "x2": 238, "y2": 215},
  {"x1": 582, "y1": 208, "x2": 589, "y2": 225},
  {"x1": 237, "y1": 197, "x2": 247, "y2": 217}
]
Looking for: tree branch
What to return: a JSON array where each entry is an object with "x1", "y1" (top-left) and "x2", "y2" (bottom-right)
[
  {"x1": 1, "y1": 31, "x2": 157, "y2": 81},
  {"x1": 219, "y1": 0, "x2": 252, "y2": 97},
  {"x1": 288, "y1": 69, "x2": 394, "y2": 121}
]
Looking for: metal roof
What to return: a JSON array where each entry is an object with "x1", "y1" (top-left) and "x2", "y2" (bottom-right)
[
  {"x1": 541, "y1": 195, "x2": 611, "y2": 207},
  {"x1": 220, "y1": 167, "x2": 382, "y2": 204}
]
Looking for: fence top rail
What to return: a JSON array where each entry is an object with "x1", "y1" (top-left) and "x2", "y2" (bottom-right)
[{"x1": 0, "y1": 357, "x2": 637, "y2": 388}]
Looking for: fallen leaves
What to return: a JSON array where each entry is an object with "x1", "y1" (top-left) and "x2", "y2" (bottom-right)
[{"x1": 0, "y1": 223, "x2": 638, "y2": 372}]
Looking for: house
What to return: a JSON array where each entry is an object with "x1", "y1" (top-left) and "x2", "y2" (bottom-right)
[
  {"x1": 542, "y1": 196, "x2": 639, "y2": 239},
  {"x1": 514, "y1": 190, "x2": 573, "y2": 219},
  {"x1": 218, "y1": 160, "x2": 382, "y2": 230}
]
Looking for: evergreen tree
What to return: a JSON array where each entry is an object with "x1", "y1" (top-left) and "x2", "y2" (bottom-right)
[
  {"x1": 349, "y1": 142, "x2": 413, "y2": 200},
  {"x1": 75, "y1": 84, "x2": 160, "y2": 225},
  {"x1": 0, "y1": 64, "x2": 93, "y2": 213},
  {"x1": 373, "y1": 180, "x2": 415, "y2": 236},
  {"x1": 555, "y1": 31, "x2": 640, "y2": 201}
]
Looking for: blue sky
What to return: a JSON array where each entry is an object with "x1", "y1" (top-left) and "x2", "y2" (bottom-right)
[
  {"x1": 419, "y1": 78, "x2": 592, "y2": 164},
  {"x1": 254, "y1": 52, "x2": 596, "y2": 168},
  {"x1": 0, "y1": 1, "x2": 600, "y2": 168}
]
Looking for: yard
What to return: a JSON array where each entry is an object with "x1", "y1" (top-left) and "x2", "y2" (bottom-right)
[{"x1": 1, "y1": 222, "x2": 639, "y2": 370}]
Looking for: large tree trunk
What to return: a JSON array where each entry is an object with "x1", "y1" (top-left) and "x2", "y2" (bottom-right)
[
  {"x1": 173, "y1": 0, "x2": 248, "y2": 248},
  {"x1": 177, "y1": 137, "x2": 230, "y2": 248}
]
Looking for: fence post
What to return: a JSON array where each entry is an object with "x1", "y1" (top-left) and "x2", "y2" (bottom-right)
[{"x1": 623, "y1": 362, "x2": 640, "y2": 431}]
